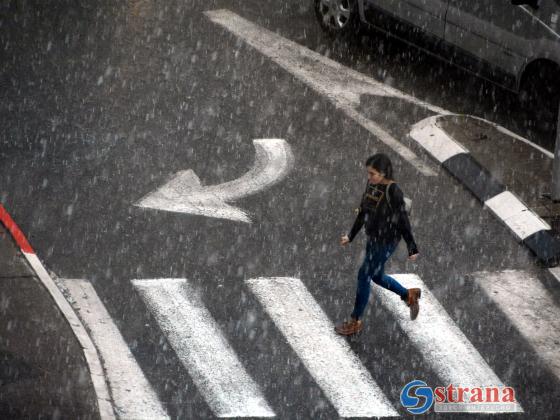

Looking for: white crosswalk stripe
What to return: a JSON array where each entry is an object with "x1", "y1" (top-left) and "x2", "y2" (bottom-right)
[
  {"x1": 61, "y1": 278, "x2": 170, "y2": 420},
  {"x1": 382, "y1": 274, "x2": 523, "y2": 413},
  {"x1": 132, "y1": 278, "x2": 275, "y2": 418},
  {"x1": 246, "y1": 277, "x2": 399, "y2": 418},
  {"x1": 473, "y1": 270, "x2": 560, "y2": 382}
]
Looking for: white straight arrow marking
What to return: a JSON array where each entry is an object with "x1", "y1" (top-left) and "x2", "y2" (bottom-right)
[
  {"x1": 205, "y1": 9, "x2": 438, "y2": 177},
  {"x1": 135, "y1": 138, "x2": 293, "y2": 223},
  {"x1": 132, "y1": 279, "x2": 275, "y2": 418},
  {"x1": 473, "y1": 270, "x2": 560, "y2": 382},
  {"x1": 381, "y1": 274, "x2": 523, "y2": 413},
  {"x1": 60, "y1": 278, "x2": 169, "y2": 420},
  {"x1": 246, "y1": 277, "x2": 399, "y2": 418}
]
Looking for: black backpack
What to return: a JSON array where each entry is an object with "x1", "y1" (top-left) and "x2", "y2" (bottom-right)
[{"x1": 386, "y1": 182, "x2": 412, "y2": 214}]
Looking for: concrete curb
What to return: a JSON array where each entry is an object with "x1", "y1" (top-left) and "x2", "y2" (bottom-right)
[
  {"x1": 0, "y1": 204, "x2": 116, "y2": 420},
  {"x1": 409, "y1": 115, "x2": 560, "y2": 267}
]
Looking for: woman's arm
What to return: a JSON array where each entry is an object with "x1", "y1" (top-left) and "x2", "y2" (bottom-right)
[{"x1": 347, "y1": 208, "x2": 365, "y2": 243}]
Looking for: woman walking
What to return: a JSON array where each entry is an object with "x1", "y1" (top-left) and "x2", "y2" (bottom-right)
[{"x1": 335, "y1": 153, "x2": 421, "y2": 336}]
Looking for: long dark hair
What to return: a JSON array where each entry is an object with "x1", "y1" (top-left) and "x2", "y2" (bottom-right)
[{"x1": 365, "y1": 153, "x2": 393, "y2": 180}]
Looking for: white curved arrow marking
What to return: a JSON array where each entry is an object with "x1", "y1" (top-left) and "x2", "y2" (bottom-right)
[{"x1": 135, "y1": 138, "x2": 294, "y2": 223}]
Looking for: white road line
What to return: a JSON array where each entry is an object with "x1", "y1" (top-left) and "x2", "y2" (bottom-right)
[
  {"x1": 473, "y1": 116, "x2": 554, "y2": 159},
  {"x1": 246, "y1": 277, "x2": 399, "y2": 418},
  {"x1": 473, "y1": 270, "x2": 560, "y2": 382},
  {"x1": 135, "y1": 139, "x2": 293, "y2": 223},
  {"x1": 205, "y1": 9, "x2": 438, "y2": 177},
  {"x1": 382, "y1": 274, "x2": 523, "y2": 413},
  {"x1": 60, "y1": 278, "x2": 169, "y2": 420},
  {"x1": 484, "y1": 191, "x2": 550, "y2": 240},
  {"x1": 22, "y1": 258, "x2": 116, "y2": 420},
  {"x1": 132, "y1": 279, "x2": 275, "y2": 418}
]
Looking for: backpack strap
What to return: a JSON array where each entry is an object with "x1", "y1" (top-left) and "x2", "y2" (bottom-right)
[{"x1": 385, "y1": 181, "x2": 395, "y2": 210}]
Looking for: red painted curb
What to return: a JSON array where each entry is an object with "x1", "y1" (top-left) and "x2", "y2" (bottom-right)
[{"x1": 0, "y1": 204, "x2": 35, "y2": 254}]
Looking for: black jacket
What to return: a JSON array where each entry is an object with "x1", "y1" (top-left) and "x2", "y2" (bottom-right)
[{"x1": 348, "y1": 182, "x2": 418, "y2": 256}]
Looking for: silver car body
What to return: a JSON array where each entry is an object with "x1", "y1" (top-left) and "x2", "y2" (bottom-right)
[{"x1": 358, "y1": 0, "x2": 560, "y2": 91}]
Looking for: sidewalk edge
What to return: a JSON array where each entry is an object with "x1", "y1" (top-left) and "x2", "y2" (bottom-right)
[{"x1": 0, "y1": 204, "x2": 116, "y2": 420}]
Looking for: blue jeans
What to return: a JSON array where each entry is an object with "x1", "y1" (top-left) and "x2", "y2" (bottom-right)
[{"x1": 351, "y1": 241, "x2": 408, "y2": 320}]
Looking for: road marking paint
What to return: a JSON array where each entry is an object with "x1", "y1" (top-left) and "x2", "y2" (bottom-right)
[
  {"x1": 382, "y1": 274, "x2": 523, "y2": 413},
  {"x1": 132, "y1": 279, "x2": 275, "y2": 418},
  {"x1": 60, "y1": 278, "x2": 169, "y2": 420},
  {"x1": 1, "y1": 204, "x2": 115, "y2": 419},
  {"x1": 205, "y1": 9, "x2": 438, "y2": 177},
  {"x1": 473, "y1": 270, "x2": 560, "y2": 381},
  {"x1": 204, "y1": 10, "x2": 447, "y2": 115},
  {"x1": 246, "y1": 277, "x2": 399, "y2": 418},
  {"x1": 409, "y1": 115, "x2": 468, "y2": 163},
  {"x1": 25, "y1": 257, "x2": 116, "y2": 420},
  {"x1": 486, "y1": 118, "x2": 554, "y2": 159},
  {"x1": 345, "y1": 107, "x2": 436, "y2": 175},
  {"x1": 135, "y1": 139, "x2": 293, "y2": 223}
]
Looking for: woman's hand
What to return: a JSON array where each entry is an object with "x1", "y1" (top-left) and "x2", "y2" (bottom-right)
[
  {"x1": 408, "y1": 253, "x2": 419, "y2": 261},
  {"x1": 340, "y1": 235, "x2": 350, "y2": 246}
]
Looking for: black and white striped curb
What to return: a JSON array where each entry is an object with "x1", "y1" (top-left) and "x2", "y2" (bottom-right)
[{"x1": 410, "y1": 115, "x2": 560, "y2": 267}]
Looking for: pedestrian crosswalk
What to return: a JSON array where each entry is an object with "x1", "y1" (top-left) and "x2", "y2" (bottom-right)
[
  {"x1": 132, "y1": 279, "x2": 275, "y2": 418},
  {"x1": 473, "y1": 270, "x2": 560, "y2": 383},
  {"x1": 63, "y1": 270, "x2": 560, "y2": 417},
  {"x1": 382, "y1": 275, "x2": 522, "y2": 414},
  {"x1": 60, "y1": 278, "x2": 170, "y2": 420},
  {"x1": 247, "y1": 277, "x2": 398, "y2": 418}
]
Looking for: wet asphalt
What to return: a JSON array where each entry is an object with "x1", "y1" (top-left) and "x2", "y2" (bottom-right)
[{"x1": 1, "y1": 0, "x2": 560, "y2": 418}]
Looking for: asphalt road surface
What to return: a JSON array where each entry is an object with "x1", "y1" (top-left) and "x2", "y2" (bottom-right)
[{"x1": 2, "y1": 0, "x2": 560, "y2": 418}]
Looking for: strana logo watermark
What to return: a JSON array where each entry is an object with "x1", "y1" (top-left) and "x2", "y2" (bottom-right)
[{"x1": 400, "y1": 380, "x2": 520, "y2": 414}]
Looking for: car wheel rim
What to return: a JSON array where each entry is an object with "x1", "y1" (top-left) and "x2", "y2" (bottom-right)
[{"x1": 319, "y1": 0, "x2": 352, "y2": 30}]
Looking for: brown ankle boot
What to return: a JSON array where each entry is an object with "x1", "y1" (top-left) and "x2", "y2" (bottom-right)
[
  {"x1": 407, "y1": 288, "x2": 421, "y2": 320},
  {"x1": 335, "y1": 318, "x2": 363, "y2": 336}
]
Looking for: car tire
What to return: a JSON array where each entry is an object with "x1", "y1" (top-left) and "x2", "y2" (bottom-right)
[
  {"x1": 314, "y1": 0, "x2": 360, "y2": 37},
  {"x1": 519, "y1": 63, "x2": 560, "y2": 129}
]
